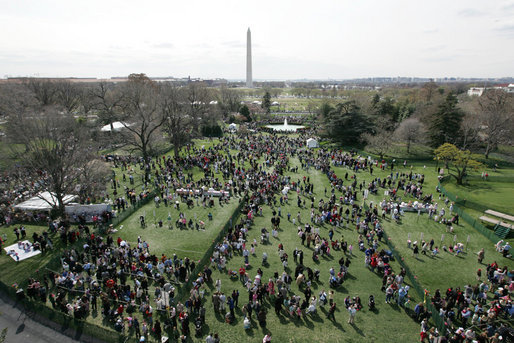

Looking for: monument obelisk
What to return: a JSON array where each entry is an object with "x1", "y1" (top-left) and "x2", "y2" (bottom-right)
[{"x1": 246, "y1": 28, "x2": 253, "y2": 88}]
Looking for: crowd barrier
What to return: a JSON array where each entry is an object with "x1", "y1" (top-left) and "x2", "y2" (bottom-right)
[{"x1": 176, "y1": 196, "x2": 247, "y2": 301}]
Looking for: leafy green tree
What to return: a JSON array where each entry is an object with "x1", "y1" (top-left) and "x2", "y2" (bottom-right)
[
  {"x1": 261, "y1": 91, "x2": 271, "y2": 114},
  {"x1": 371, "y1": 93, "x2": 380, "y2": 108},
  {"x1": 324, "y1": 101, "x2": 370, "y2": 145},
  {"x1": 434, "y1": 143, "x2": 482, "y2": 185},
  {"x1": 239, "y1": 104, "x2": 251, "y2": 122},
  {"x1": 318, "y1": 101, "x2": 334, "y2": 118},
  {"x1": 428, "y1": 92, "x2": 463, "y2": 148}
]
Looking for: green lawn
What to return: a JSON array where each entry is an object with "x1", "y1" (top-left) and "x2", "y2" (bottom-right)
[
  {"x1": 113, "y1": 196, "x2": 239, "y2": 259},
  {"x1": 198, "y1": 156, "x2": 421, "y2": 343},
  {"x1": 381, "y1": 212, "x2": 512, "y2": 292},
  {"x1": 0, "y1": 224, "x2": 77, "y2": 286},
  {"x1": 1, "y1": 136, "x2": 513, "y2": 343},
  {"x1": 442, "y1": 179, "x2": 514, "y2": 215}
]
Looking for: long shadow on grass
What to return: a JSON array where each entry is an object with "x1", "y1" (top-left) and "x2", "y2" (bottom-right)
[
  {"x1": 332, "y1": 320, "x2": 345, "y2": 331},
  {"x1": 309, "y1": 312, "x2": 324, "y2": 323},
  {"x1": 244, "y1": 326, "x2": 255, "y2": 337},
  {"x1": 349, "y1": 323, "x2": 365, "y2": 336},
  {"x1": 302, "y1": 314, "x2": 315, "y2": 329}
]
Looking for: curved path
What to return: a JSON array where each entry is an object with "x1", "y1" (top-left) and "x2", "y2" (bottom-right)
[{"x1": 0, "y1": 291, "x2": 105, "y2": 343}]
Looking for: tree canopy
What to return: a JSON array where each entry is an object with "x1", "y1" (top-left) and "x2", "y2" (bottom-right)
[
  {"x1": 324, "y1": 101, "x2": 371, "y2": 145},
  {"x1": 434, "y1": 143, "x2": 483, "y2": 185},
  {"x1": 428, "y1": 92, "x2": 463, "y2": 148}
]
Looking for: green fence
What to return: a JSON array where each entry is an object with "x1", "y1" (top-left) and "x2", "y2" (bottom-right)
[
  {"x1": 177, "y1": 196, "x2": 247, "y2": 301},
  {"x1": 97, "y1": 189, "x2": 159, "y2": 233},
  {"x1": 438, "y1": 179, "x2": 503, "y2": 244}
]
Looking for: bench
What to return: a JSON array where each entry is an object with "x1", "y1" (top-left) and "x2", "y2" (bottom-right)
[
  {"x1": 479, "y1": 216, "x2": 508, "y2": 226},
  {"x1": 485, "y1": 209, "x2": 514, "y2": 223}
]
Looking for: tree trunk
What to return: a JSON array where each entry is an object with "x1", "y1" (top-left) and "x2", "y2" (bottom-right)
[
  {"x1": 484, "y1": 141, "x2": 491, "y2": 159},
  {"x1": 406, "y1": 139, "x2": 411, "y2": 154},
  {"x1": 142, "y1": 144, "x2": 150, "y2": 183},
  {"x1": 56, "y1": 193, "x2": 66, "y2": 218}
]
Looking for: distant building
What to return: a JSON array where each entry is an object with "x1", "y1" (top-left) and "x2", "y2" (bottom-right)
[
  {"x1": 467, "y1": 87, "x2": 485, "y2": 97},
  {"x1": 494, "y1": 83, "x2": 514, "y2": 93}
]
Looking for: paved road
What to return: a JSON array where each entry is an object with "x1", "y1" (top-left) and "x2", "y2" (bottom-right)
[{"x1": 0, "y1": 291, "x2": 104, "y2": 343}]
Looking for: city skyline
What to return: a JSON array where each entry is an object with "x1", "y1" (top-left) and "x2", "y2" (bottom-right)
[{"x1": 0, "y1": 0, "x2": 513, "y2": 80}]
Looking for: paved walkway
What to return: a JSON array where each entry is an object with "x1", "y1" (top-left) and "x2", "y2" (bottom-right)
[{"x1": 0, "y1": 291, "x2": 105, "y2": 343}]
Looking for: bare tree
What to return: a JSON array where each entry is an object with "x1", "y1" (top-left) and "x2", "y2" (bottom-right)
[
  {"x1": 363, "y1": 130, "x2": 392, "y2": 160},
  {"x1": 79, "y1": 84, "x2": 97, "y2": 115},
  {"x1": 216, "y1": 86, "x2": 242, "y2": 117},
  {"x1": 119, "y1": 76, "x2": 167, "y2": 181},
  {"x1": 7, "y1": 111, "x2": 94, "y2": 216},
  {"x1": 54, "y1": 81, "x2": 82, "y2": 113},
  {"x1": 78, "y1": 159, "x2": 111, "y2": 203},
  {"x1": 92, "y1": 82, "x2": 124, "y2": 131},
  {"x1": 185, "y1": 82, "x2": 209, "y2": 135},
  {"x1": 458, "y1": 98, "x2": 482, "y2": 150},
  {"x1": 0, "y1": 83, "x2": 37, "y2": 117},
  {"x1": 161, "y1": 84, "x2": 192, "y2": 156},
  {"x1": 393, "y1": 117, "x2": 426, "y2": 154},
  {"x1": 478, "y1": 90, "x2": 514, "y2": 158},
  {"x1": 24, "y1": 78, "x2": 57, "y2": 107}
]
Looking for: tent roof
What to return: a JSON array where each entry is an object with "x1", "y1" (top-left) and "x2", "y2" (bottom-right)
[
  {"x1": 14, "y1": 192, "x2": 77, "y2": 211},
  {"x1": 306, "y1": 138, "x2": 318, "y2": 142},
  {"x1": 100, "y1": 121, "x2": 131, "y2": 132}
]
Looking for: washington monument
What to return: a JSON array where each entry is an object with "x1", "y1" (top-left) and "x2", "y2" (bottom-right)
[{"x1": 246, "y1": 28, "x2": 253, "y2": 88}]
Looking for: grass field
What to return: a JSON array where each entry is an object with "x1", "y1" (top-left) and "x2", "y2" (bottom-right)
[
  {"x1": 197, "y1": 156, "x2": 422, "y2": 343},
  {"x1": 1, "y1": 135, "x2": 513, "y2": 343},
  {"x1": 442, "y1": 179, "x2": 514, "y2": 215}
]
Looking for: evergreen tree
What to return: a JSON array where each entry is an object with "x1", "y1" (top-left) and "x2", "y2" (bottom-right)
[
  {"x1": 324, "y1": 101, "x2": 371, "y2": 145},
  {"x1": 428, "y1": 92, "x2": 463, "y2": 147},
  {"x1": 261, "y1": 91, "x2": 271, "y2": 114},
  {"x1": 239, "y1": 104, "x2": 251, "y2": 121}
]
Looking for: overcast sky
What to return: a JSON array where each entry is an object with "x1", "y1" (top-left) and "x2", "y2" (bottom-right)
[{"x1": 1, "y1": 0, "x2": 513, "y2": 80}]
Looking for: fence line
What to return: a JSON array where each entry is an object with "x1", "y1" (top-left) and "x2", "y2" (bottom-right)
[{"x1": 177, "y1": 196, "x2": 247, "y2": 301}]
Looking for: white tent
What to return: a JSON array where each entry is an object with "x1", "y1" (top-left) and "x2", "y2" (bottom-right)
[
  {"x1": 228, "y1": 123, "x2": 237, "y2": 131},
  {"x1": 306, "y1": 138, "x2": 319, "y2": 148},
  {"x1": 100, "y1": 121, "x2": 131, "y2": 132},
  {"x1": 14, "y1": 192, "x2": 77, "y2": 211}
]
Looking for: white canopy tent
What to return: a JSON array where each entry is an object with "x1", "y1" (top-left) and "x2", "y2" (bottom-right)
[
  {"x1": 100, "y1": 121, "x2": 131, "y2": 132},
  {"x1": 228, "y1": 123, "x2": 237, "y2": 131},
  {"x1": 14, "y1": 192, "x2": 77, "y2": 212},
  {"x1": 306, "y1": 138, "x2": 319, "y2": 148}
]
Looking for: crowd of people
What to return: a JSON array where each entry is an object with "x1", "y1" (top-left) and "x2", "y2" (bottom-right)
[{"x1": 7, "y1": 132, "x2": 513, "y2": 343}]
